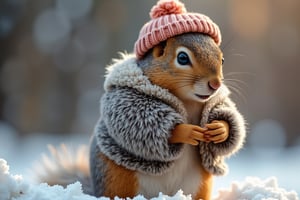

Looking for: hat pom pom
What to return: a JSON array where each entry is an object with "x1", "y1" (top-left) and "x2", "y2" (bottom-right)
[{"x1": 150, "y1": 0, "x2": 187, "y2": 19}]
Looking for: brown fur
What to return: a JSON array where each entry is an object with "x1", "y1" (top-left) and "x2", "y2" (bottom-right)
[
  {"x1": 194, "y1": 166, "x2": 213, "y2": 200},
  {"x1": 101, "y1": 155, "x2": 138, "y2": 198}
]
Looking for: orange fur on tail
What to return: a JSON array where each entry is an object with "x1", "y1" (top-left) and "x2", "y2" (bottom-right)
[{"x1": 33, "y1": 144, "x2": 92, "y2": 194}]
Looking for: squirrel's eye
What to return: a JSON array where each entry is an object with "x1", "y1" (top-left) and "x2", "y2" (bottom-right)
[
  {"x1": 222, "y1": 57, "x2": 225, "y2": 65},
  {"x1": 177, "y1": 51, "x2": 190, "y2": 65}
]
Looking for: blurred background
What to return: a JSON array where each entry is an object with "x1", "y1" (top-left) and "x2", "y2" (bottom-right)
[{"x1": 0, "y1": 0, "x2": 299, "y2": 195}]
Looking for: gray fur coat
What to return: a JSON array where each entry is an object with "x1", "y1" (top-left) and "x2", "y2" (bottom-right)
[{"x1": 92, "y1": 54, "x2": 246, "y2": 177}]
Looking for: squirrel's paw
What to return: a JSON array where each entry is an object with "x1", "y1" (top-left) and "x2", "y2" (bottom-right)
[
  {"x1": 169, "y1": 124, "x2": 208, "y2": 145},
  {"x1": 204, "y1": 120, "x2": 229, "y2": 144}
]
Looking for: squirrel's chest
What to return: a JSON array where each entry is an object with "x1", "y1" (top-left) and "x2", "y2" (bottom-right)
[
  {"x1": 136, "y1": 145, "x2": 202, "y2": 198},
  {"x1": 184, "y1": 101, "x2": 204, "y2": 125}
]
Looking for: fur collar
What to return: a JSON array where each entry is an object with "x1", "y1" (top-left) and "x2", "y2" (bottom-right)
[
  {"x1": 104, "y1": 53, "x2": 188, "y2": 121},
  {"x1": 104, "y1": 53, "x2": 231, "y2": 124}
]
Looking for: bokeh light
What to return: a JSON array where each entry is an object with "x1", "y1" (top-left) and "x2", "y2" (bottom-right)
[
  {"x1": 249, "y1": 119, "x2": 287, "y2": 155},
  {"x1": 56, "y1": 0, "x2": 93, "y2": 22},
  {"x1": 33, "y1": 8, "x2": 71, "y2": 54},
  {"x1": 229, "y1": 0, "x2": 270, "y2": 40},
  {"x1": 0, "y1": 15, "x2": 14, "y2": 38}
]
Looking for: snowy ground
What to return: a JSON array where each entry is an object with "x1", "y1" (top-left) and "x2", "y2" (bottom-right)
[
  {"x1": 1, "y1": 158, "x2": 298, "y2": 200},
  {"x1": 0, "y1": 124, "x2": 299, "y2": 199}
]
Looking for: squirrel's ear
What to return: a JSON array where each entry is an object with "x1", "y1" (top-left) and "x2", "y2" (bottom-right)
[{"x1": 152, "y1": 41, "x2": 166, "y2": 58}]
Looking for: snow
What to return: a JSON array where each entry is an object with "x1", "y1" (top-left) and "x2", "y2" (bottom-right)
[
  {"x1": 0, "y1": 122, "x2": 299, "y2": 200},
  {"x1": 0, "y1": 158, "x2": 298, "y2": 200},
  {"x1": 0, "y1": 159, "x2": 97, "y2": 200},
  {"x1": 214, "y1": 177, "x2": 298, "y2": 200}
]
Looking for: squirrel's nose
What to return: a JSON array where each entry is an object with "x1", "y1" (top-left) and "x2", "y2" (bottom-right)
[{"x1": 208, "y1": 79, "x2": 221, "y2": 91}]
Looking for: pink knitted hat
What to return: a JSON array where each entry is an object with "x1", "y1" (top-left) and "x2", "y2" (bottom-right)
[{"x1": 134, "y1": 0, "x2": 221, "y2": 59}]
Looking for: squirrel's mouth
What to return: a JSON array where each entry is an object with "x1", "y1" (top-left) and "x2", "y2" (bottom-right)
[{"x1": 194, "y1": 94, "x2": 210, "y2": 100}]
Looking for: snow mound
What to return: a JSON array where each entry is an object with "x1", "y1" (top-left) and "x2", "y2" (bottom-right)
[
  {"x1": 0, "y1": 158, "x2": 298, "y2": 200},
  {"x1": 214, "y1": 176, "x2": 298, "y2": 200},
  {"x1": 0, "y1": 159, "x2": 96, "y2": 200}
]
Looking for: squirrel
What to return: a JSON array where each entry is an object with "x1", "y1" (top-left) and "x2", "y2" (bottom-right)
[{"x1": 35, "y1": 1, "x2": 246, "y2": 200}]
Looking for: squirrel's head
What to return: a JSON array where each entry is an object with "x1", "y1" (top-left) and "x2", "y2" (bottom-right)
[
  {"x1": 134, "y1": 0, "x2": 223, "y2": 103},
  {"x1": 137, "y1": 33, "x2": 224, "y2": 103}
]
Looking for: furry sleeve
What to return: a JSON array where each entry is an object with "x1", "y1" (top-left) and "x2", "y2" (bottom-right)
[
  {"x1": 206, "y1": 98, "x2": 246, "y2": 157},
  {"x1": 100, "y1": 86, "x2": 184, "y2": 162}
]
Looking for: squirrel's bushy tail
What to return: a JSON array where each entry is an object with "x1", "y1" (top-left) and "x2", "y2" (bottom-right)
[{"x1": 33, "y1": 144, "x2": 93, "y2": 195}]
